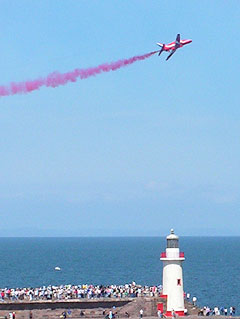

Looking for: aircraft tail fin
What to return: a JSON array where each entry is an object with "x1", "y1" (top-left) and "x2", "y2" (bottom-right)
[
  {"x1": 176, "y1": 34, "x2": 180, "y2": 44},
  {"x1": 158, "y1": 44, "x2": 165, "y2": 56}
]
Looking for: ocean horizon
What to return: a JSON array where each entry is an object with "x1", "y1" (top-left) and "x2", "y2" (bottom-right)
[{"x1": 0, "y1": 235, "x2": 239, "y2": 237}]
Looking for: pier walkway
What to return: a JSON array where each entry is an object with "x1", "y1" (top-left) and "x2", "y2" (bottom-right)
[{"x1": 0, "y1": 297, "x2": 203, "y2": 319}]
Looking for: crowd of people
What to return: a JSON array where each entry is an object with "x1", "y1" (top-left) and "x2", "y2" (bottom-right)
[
  {"x1": 198, "y1": 306, "x2": 236, "y2": 316},
  {"x1": 0, "y1": 285, "x2": 237, "y2": 317},
  {"x1": 186, "y1": 293, "x2": 236, "y2": 316},
  {"x1": 0, "y1": 282, "x2": 162, "y2": 301}
]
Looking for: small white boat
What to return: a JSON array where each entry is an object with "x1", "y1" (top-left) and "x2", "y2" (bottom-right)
[{"x1": 55, "y1": 266, "x2": 61, "y2": 271}]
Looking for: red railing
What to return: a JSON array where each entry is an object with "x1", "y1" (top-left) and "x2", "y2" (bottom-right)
[{"x1": 160, "y1": 252, "x2": 185, "y2": 258}]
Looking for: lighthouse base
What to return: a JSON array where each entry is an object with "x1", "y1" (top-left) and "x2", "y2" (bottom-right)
[{"x1": 165, "y1": 311, "x2": 185, "y2": 317}]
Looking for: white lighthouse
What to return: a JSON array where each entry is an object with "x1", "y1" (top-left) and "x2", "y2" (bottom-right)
[{"x1": 160, "y1": 229, "x2": 185, "y2": 317}]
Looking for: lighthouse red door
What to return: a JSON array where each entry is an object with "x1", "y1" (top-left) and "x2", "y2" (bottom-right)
[{"x1": 157, "y1": 303, "x2": 163, "y2": 313}]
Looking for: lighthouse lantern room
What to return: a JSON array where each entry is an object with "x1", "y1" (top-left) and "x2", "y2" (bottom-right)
[{"x1": 160, "y1": 229, "x2": 185, "y2": 317}]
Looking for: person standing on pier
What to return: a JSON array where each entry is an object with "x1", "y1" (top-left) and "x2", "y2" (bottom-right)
[
  {"x1": 192, "y1": 296, "x2": 197, "y2": 306},
  {"x1": 171, "y1": 309, "x2": 176, "y2": 319},
  {"x1": 229, "y1": 307, "x2": 236, "y2": 316}
]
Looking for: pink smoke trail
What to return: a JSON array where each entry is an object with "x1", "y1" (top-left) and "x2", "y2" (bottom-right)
[{"x1": 0, "y1": 51, "x2": 158, "y2": 97}]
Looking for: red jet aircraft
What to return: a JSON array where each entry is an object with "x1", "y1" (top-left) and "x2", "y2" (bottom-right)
[{"x1": 157, "y1": 34, "x2": 192, "y2": 60}]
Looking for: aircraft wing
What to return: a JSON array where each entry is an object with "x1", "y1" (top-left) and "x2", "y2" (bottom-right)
[{"x1": 166, "y1": 50, "x2": 176, "y2": 61}]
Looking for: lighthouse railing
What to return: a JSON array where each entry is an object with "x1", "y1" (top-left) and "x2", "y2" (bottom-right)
[{"x1": 160, "y1": 252, "x2": 185, "y2": 258}]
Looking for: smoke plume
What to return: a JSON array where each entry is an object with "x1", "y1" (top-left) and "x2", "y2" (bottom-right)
[{"x1": 0, "y1": 51, "x2": 157, "y2": 97}]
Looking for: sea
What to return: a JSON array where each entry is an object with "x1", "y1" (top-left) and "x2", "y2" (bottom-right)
[{"x1": 0, "y1": 237, "x2": 238, "y2": 313}]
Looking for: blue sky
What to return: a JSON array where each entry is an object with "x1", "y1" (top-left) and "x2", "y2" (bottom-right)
[{"x1": 0, "y1": 1, "x2": 239, "y2": 236}]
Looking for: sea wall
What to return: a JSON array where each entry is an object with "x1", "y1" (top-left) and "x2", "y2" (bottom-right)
[{"x1": 0, "y1": 299, "x2": 131, "y2": 311}]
